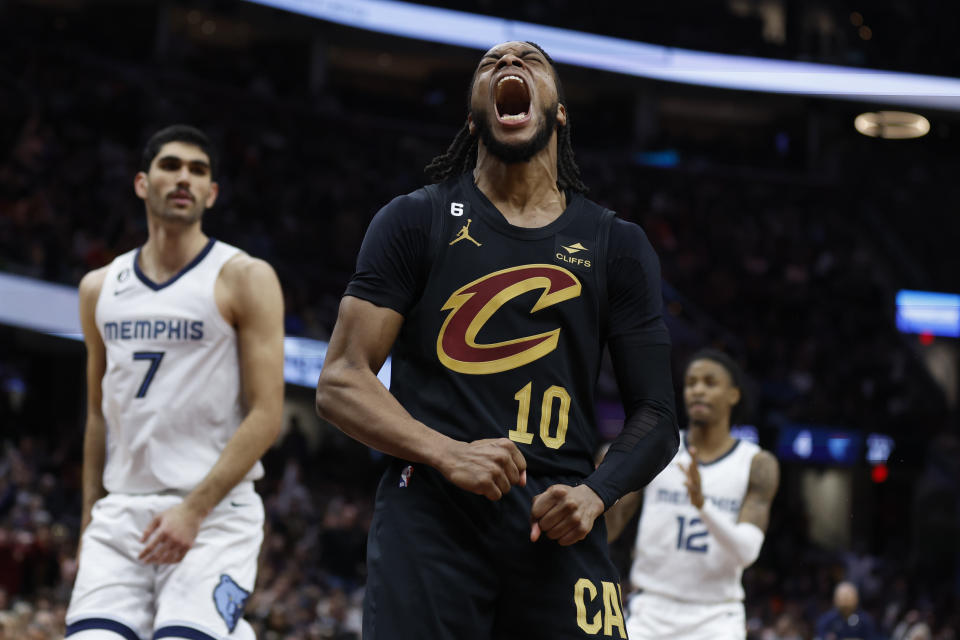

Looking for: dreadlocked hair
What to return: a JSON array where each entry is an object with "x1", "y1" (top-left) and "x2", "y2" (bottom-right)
[
  {"x1": 424, "y1": 41, "x2": 589, "y2": 194},
  {"x1": 555, "y1": 116, "x2": 588, "y2": 194},
  {"x1": 424, "y1": 121, "x2": 478, "y2": 185}
]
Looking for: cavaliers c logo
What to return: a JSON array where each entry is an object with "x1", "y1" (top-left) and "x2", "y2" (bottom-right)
[{"x1": 437, "y1": 264, "x2": 581, "y2": 375}]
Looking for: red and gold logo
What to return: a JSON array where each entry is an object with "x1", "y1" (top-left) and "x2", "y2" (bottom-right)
[{"x1": 437, "y1": 264, "x2": 581, "y2": 375}]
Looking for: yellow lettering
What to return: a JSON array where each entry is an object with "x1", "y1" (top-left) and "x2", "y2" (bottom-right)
[
  {"x1": 555, "y1": 253, "x2": 592, "y2": 269},
  {"x1": 539, "y1": 385, "x2": 571, "y2": 449},
  {"x1": 508, "y1": 382, "x2": 534, "y2": 444},
  {"x1": 602, "y1": 581, "x2": 626, "y2": 638},
  {"x1": 507, "y1": 383, "x2": 571, "y2": 449},
  {"x1": 574, "y1": 578, "x2": 601, "y2": 634}
]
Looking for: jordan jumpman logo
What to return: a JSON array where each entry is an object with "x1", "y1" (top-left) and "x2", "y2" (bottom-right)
[{"x1": 449, "y1": 219, "x2": 482, "y2": 247}]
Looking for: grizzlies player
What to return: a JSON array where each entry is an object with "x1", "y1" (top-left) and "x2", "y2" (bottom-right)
[
  {"x1": 66, "y1": 125, "x2": 284, "y2": 639},
  {"x1": 606, "y1": 349, "x2": 780, "y2": 640},
  {"x1": 316, "y1": 42, "x2": 679, "y2": 639}
]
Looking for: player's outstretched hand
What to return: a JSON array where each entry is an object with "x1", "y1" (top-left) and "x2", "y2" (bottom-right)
[
  {"x1": 139, "y1": 501, "x2": 204, "y2": 564},
  {"x1": 440, "y1": 438, "x2": 527, "y2": 501},
  {"x1": 679, "y1": 446, "x2": 705, "y2": 509},
  {"x1": 530, "y1": 484, "x2": 604, "y2": 546}
]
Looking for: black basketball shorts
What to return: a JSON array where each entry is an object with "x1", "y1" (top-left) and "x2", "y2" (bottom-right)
[{"x1": 363, "y1": 459, "x2": 628, "y2": 640}]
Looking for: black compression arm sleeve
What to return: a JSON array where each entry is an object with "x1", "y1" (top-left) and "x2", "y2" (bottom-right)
[
  {"x1": 581, "y1": 218, "x2": 679, "y2": 509},
  {"x1": 583, "y1": 341, "x2": 679, "y2": 509}
]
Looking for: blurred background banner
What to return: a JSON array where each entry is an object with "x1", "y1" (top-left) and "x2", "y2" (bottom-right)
[{"x1": 248, "y1": 0, "x2": 960, "y2": 107}]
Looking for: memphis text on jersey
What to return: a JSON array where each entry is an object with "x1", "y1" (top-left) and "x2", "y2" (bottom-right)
[
  {"x1": 655, "y1": 488, "x2": 742, "y2": 514},
  {"x1": 103, "y1": 318, "x2": 204, "y2": 341}
]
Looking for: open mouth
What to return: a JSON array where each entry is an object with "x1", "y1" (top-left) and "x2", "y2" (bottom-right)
[{"x1": 495, "y1": 75, "x2": 530, "y2": 123}]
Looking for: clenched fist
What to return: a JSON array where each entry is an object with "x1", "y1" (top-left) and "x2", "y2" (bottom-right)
[
  {"x1": 530, "y1": 484, "x2": 604, "y2": 546},
  {"x1": 439, "y1": 438, "x2": 527, "y2": 501}
]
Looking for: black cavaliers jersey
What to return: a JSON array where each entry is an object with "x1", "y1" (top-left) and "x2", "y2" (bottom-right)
[{"x1": 346, "y1": 173, "x2": 669, "y2": 479}]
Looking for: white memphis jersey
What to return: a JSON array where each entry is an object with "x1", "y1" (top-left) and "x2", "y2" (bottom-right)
[
  {"x1": 95, "y1": 239, "x2": 263, "y2": 494},
  {"x1": 630, "y1": 433, "x2": 760, "y2": 603}
]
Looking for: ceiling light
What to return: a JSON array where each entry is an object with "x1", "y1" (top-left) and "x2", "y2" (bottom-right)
[{"x1": 854, "y1": 111, "x2": 930, "y2": 139}]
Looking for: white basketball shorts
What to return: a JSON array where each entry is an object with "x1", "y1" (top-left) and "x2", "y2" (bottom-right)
[
  {"x1": 626, "y1": 591, "x2": 746, "y2": 640},
  {"x1": 66, "y1": 482, "x2": 264, "y2": 640}
]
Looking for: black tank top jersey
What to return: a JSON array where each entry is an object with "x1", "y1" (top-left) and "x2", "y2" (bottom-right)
[{"x1": 346, "y1": 173, "x2": 668, "y2": 479}]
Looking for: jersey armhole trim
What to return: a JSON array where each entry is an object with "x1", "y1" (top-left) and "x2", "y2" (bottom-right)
[
  {"x1": 423, "y1": 183, "x2": 443, "y2": 266},
  {"x1": 205, "y1": 244, "x2": 243, "y2": 338},
  {"x1": 93, "y1": 257, "x2": 124, "y2": 336},
  {"x1": 597, "y1": 209, "x2": 617, "y2": 339}
]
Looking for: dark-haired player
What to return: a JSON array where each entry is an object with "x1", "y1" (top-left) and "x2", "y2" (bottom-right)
[
  {"x1": 66, "y1": 125, "x2": 284, "y2": 639},
  {"x1": 316, "y1": 41, "x2": 679, "y2": 639},
  {"x1": 605, "y1": 349, "x2": 780, "y2": 640}
]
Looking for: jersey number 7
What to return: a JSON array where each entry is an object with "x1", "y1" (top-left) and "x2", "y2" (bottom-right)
[{"x1": 132, "y1": 351, "x2": 165, "y2": 398}]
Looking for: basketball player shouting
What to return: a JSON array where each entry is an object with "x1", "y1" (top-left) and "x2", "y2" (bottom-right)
[{"x1": 316, "y1": 41, "x2": 679, "y2": 639}]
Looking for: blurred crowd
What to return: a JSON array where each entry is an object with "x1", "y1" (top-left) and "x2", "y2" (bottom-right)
[
  {"x1": 608, "y1": 170, "x2": 948, "y2": 437},
  {"x1": 0, "y1": 420, "x2": 373, "y2": 640},
  {"x1": 2, "y1": 34, "x2": 949, "y2": 441},
  {"x1": 1, "y1": 413, "x2": 957, "y2": 639}
]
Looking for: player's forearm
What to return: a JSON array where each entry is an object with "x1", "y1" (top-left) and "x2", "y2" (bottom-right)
[
  {"x1": 81, "y1": 414, "x2": 107, "y2": 531},
  {"x1": 316, "y1": 362, "x2": 457, "y2": 472},
  {"x1": 183, "y1": 406, "x2": 282, "y2": 518},
  {"x1": 592, "y1": 340, "x2": 679, "y2": 509},
  {"x1": 697, "y1": 500, "x2": 765, "y2": 567},
  {"x1": 604, "y1": 490, "x2": 642, "y2": 542},
  {"x1": 583, "y1": 399, "x2": 679, "y2": 509}
]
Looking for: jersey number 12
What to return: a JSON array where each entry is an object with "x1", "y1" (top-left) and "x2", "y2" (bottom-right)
[{"x1": 676, "y1": 515, "x2": 709, "y2": 553}]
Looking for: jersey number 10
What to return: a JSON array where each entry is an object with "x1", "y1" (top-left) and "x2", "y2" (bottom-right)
[{"x1": 507, "y1": 382, "x2": 571, "y2": 449}]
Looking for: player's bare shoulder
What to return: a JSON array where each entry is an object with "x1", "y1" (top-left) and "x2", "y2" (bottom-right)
[
  {"x1": 216, "y1": 253, "x2": 283, "y2": 326},
  {"x1": 78, "y1": 265, "x2": 112, "y2": 319},
  {"x1": 748, "y1": 450, "x2": 780, "y2": 496},
  {"x1": 79, "y1": 265, "x2": 111, "y2": 300},
  {"x1": 220, "y1": 253, "x2": 281, "y2": 299},
  {"x1": 739, "y1": 449, "x2": 780, "y2": 531},
  {"x1": 77, "y1": 266, "x2": 112, "y2": 351}
]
